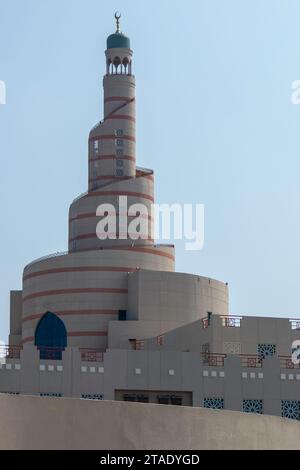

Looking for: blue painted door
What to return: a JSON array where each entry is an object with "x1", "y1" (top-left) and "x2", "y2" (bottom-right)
[{"x1": 35, "y1": 312, "x2": 67, "y2": 360}]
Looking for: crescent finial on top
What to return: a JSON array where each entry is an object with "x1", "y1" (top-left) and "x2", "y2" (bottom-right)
[{"x1": 115, "y1": 11, "x2": 121, "y2": 33}]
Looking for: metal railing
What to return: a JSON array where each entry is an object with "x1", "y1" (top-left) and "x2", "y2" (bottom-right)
[
  {"x1": 201, "y1": 352, "x2": 226, "y2": 367},
  {"x1": 289, "y1": 319, "x2": 300, "y2": 330},
  {"x1": 201, "y1": 352, "x2": 263, "y2": 368},
  {"x1": 279, "y1": 356, "x2": 300, "y2": 369},
  {"x1": 79, "y1": 348, "x2": 104, "y2": 362},
  {"x1": 2, "y1": 345, "x2": 299, "y2": 374},
  {"x1": 221, "y1": 316, "x2": 242, "y2": 327},
  {"x1": 0, "y1": 345, "x2": 22, "y2": 360},
  {"x1": 240, "y1": 355, "x2": 262, "y2": 368}
]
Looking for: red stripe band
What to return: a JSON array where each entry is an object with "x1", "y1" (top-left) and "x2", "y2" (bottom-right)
[
  {"x1": 105, "y1": 114, "x2": 136, "y2": 122},
  {"x1": 66, "y1": 244, "x2": 175, "y2": 262},
  {"x1": 88, "y1": 174, "x2": 154, "y2": 183},
  {"x1": 89, "y1": 134, "x2": 136, "y2": 143},
  {"x1": 23, "y1": 287, "x2": 128, "y2": 302},
  {"x1": 86, "y1": 190, "x2": 154, "y2": 202},
  {"x1": 23, "y1": 309, "x2": 118, "y2": 323},
  {"x1": 24, "y1": 266, "x2": 138, "y2": 281},
  {"x1": 89, "y1": 155, "x2": 135, "y2": 162},
  {"x1": 89, "y1": 175, "x2": 132, "y2": 182},
  {"x1": 69, "y1": 234, "x2": 154, "y2": 243},
  {"x1": 69, "y1": 212, "x2": 154, "y2": 223},
  {"x1": 110, "y1": 246, "x2": 174, "y2": 261},
  {"x1": 104, "y1": 96, "x2": 133, "y2": 103}
]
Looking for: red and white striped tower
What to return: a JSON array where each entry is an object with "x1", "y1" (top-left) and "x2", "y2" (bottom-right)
[
  {"x1": 89, "y1": 20, "x2": 136, "y2": 186},
  {"x1": 68, "y1": 15, "x2": 155, "y2": 251},
  {"x1": 21, "y1": 16, "x2": 175, "y2": 350}
]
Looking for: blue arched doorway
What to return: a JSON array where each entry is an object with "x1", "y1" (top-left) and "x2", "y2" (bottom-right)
[{"x1": 35, "y1": 312, "x2": 67, "y2": 360}]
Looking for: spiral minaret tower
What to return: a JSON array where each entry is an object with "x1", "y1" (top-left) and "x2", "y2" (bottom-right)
[{"x1": 20, "y1": 17, "x2": 175, "y2": 350}]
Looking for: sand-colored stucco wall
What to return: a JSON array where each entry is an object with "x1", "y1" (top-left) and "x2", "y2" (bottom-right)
[{"x1": 0, "y1": 394, "x2": 299, "y2": 450}]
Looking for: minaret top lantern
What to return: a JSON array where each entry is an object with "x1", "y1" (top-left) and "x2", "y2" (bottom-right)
[{"x1": 106, "y1": 12, "x2": 131, "y2": 50}]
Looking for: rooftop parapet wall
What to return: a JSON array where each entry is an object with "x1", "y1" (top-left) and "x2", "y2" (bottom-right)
[
  {"x1": 142, "y1": 313, "x2": 300, "y2": 357},
  {"x1": 1, "y1": 346, "x2": 300, "y2": 420}
]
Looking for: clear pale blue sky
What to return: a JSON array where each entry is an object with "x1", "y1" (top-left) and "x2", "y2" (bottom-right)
[{"x1": 1, "y1": 0, "x2": 300, "y2": 341}]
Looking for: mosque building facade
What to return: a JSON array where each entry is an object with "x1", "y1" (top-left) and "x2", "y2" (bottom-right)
[{"x1": 1, "y1": 17, "x2": 300, "y2": 422}]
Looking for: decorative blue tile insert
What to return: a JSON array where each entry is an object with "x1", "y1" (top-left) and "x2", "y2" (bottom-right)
[
  {"x1": 243, "y1": 399, "x2": 263, "y2": 414},
  {"x1": 257, "y1": 344, "x2": 276, "y2": 359},
  {"x1": 81, "y1": 394, "x2": 103, "y2": 400},
  {"x1": 281, "y1": 400, "x2": 300, "y2": 420},
  {"x1": 203, "y1": 398, "x2": 224, "y2": 409}
]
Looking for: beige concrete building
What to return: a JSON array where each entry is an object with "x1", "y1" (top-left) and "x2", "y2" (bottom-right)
[{"x1": 1, "y1": 17, "x2": 300, "y2": 430}]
